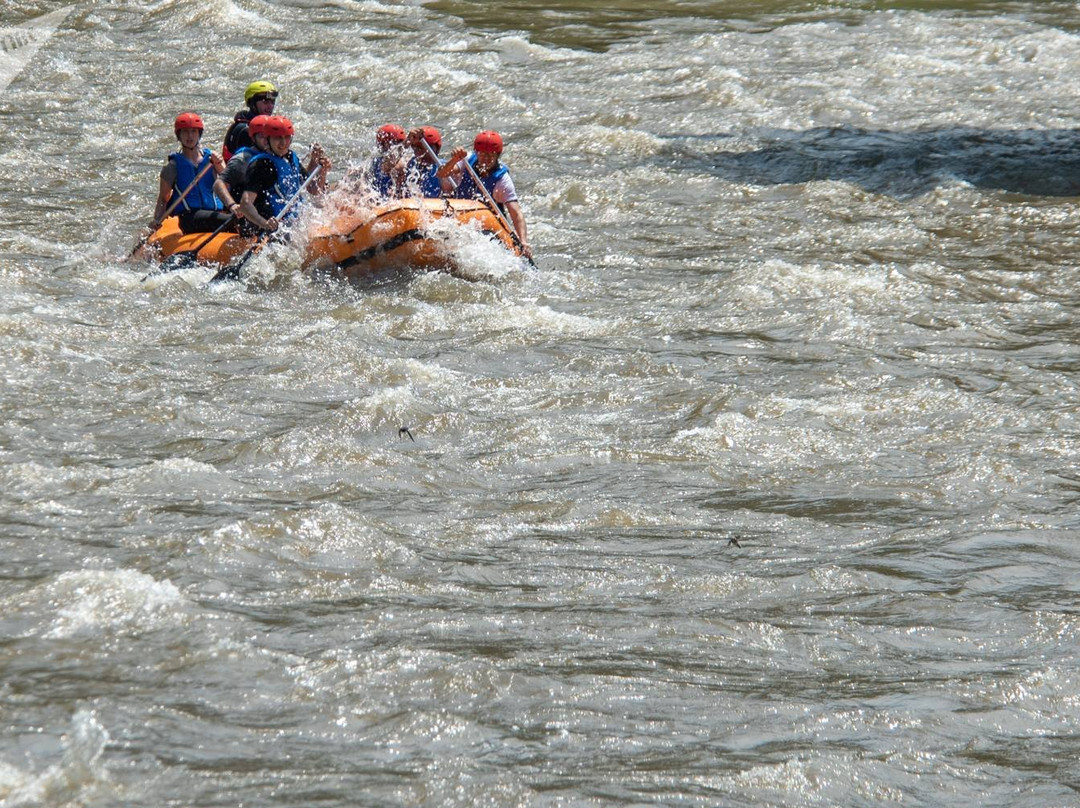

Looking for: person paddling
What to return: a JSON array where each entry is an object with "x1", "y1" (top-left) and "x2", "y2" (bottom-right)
[
  {"x1": 238, "y1": 115, "x2": 331, "y2": 234},
  {"x1": 213, "y1": 114, "x2": 271, "y2": 225},
  {"x1": 369, "y1": 123, "x2": 406, "y2": 198},
  {"x1": 400, "y1": 126, "x2": 452, "y2": 198},
  {"x1": 150, "y1": 112, "x2": 228, "y2": 234},
  {"x1": 440, "y1": 130, "x2": 532, "y2": 259},
  {"x1": 222, "y1": 80, "x2": 278, "y2": 161}
]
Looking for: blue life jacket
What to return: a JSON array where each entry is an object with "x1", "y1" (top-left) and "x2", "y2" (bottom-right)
[
  {"x1": 221, "y1": 146, "x2": 260, "y2": 200},
  {"x1": 370, "y1": 156, "x2": 395, "y2": 197},
  {"x1": 454, "y1": 153, "x2": 508, "y2": 203},
  {"x1": 404, "y1": 157, "x2": 444, "y2": 198},
  {"x1": 247, "y1": 150, "x2": 304, "y2": 220},
  {"x1": 168, "y1": 148, "x2": 221, "y2": 212}
]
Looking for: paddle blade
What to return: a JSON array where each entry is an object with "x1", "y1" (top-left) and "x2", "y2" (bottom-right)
[
  {"x1": 209, "y1": 232, "x2": 269, "y2": 284},
  {"x1": 208, "y1": 261, "x2": 242, "y2": 284},
  {"x1": 139, "y1": 251, "x2": 199, "y2": 281},
  {"x1": 157, "y1": 251, "x2": 200, "y2": 273}
]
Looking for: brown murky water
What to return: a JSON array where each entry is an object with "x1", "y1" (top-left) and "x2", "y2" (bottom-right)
[{"x1": 3, "y1": 2, "x2": 1080, "y2": 804}]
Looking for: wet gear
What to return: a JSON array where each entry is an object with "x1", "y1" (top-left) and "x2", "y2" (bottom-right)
[
  {"x1": 247, "y1": 150, "x2": 304, "y2": 221},
  {"x1": 244, "y1": 80, "x2": 278, "y2": 103},
  {"x1": 263, "y1": 115, "x2": 294, "y2": 139},
  {"x1": 453, "y1": 153, "x2": 508, "y2": 204},
  {"x1": 473, "y1": 130, "x2": 503, "y2": 155},
  {"x1": 168, "y1": 148, "x2": 222, "y2": 212},
  {"x1": 174, "y1": 112, "x2": 204, "y2": 135}
]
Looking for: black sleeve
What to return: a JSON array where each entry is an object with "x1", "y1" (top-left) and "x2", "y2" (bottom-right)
[
  {"x1": 245, "y1": 159, "x2": 279, "y2": 194},
  {"x1": 224, "y1": 120, "x2": 252, "y2": 155}
]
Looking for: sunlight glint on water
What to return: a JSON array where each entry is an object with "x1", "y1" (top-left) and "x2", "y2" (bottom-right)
[{"x1": 2, "y1": 2, "x2": 1080, "y2": 805}]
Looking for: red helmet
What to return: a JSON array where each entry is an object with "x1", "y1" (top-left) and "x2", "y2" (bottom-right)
[
  {"x1": 420, "y1": 126, "x2": 441, "y2": 152},
  {"x1": 376, "y1": 123, "x2": 406, "y2": 149},
  {"x1": 174, "y1": 112, "x2": 204, "y2": 134},
  {"x1": 248, "y1": 115, "x2": 271, "y2": 137},
  {"x1": 473, "y1": 130, "x2": 503, "y2": 155},
  {"x1": 264, "y1": 115, "x2": 294, "y2": 138}
]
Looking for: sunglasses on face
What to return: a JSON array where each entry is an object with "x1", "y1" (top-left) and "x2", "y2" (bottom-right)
[{"x1": 254, "y1": 94, "x2": 278, "y2": 103}]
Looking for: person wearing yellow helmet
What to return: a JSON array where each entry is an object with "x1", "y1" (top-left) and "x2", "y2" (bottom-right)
[
  {"x1": 213, "y1": 114, "x2": 272, "y2": 223},
  {"x1": 222, "y1": 79, "x2": 279, "y2": 161}
]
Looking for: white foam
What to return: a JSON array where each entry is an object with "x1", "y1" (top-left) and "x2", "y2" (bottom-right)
[
  {"x1": 43, "y1": 569, "x2": 185, "y2": 639},
  {"x1": 0, "y1": 710, "x2": 110, "y2": 806}
]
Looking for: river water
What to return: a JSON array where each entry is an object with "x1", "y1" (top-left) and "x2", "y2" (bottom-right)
[{"x1": 3, "y1": 1, "x2": 1080, "y2": 805}]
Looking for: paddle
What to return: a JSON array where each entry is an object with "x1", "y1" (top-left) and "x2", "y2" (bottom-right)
[
  {"x1": 209, "y1": 163, "x2": 323, "y2": 284},
  {"x1": 126, "y1": 160, "x2": 215, "y2": 260},
  {"x1": 141, "y1": 213, "x2": 237, "y2": 280},
  {"x1": 421, "y1": 138, "x2": 535, "y2": 266}
]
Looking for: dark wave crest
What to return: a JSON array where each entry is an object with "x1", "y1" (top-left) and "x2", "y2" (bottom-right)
[{"x1": 673, "y1": 126, "x2": 1080, "y2": 197}]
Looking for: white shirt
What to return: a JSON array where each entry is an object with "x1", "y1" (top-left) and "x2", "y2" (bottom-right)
[{"x1": 449, "y1": 154, "x2": 518, "y2": 204}]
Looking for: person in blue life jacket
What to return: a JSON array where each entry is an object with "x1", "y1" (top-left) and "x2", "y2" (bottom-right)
[
  {"x1": 341, "y1": 123, "x2": 407, "y2": 200},
  {"x1": 369, "y1": 123, "x2": 406, "y2": 197},
  {"x1": 213, "y1": 113, "x2": 271, "y2": 225},
  {"x1": 400, "y1": 126, "x2": 453, "y2": 198},
  {"x1": 439, "y1": 130, "x2": 532, "y2": 259},
  {"x1": 238, "y1": 115, "x2": 331, "y2": 234},
  {"x1": 222, "y1": 80, "x2": 279, "y2": 161},
  {"x1": 150, "y1": 112, "x2": 228, "y2": 234}
]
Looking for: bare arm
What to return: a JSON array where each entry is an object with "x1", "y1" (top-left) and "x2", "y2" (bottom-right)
[
  {"x1": 304, "y1": 144, "x2": 331, "y2": 195},
  {"x1": 504, "y1": 200, "x2": 531, "y2": 259},
  {"x1": 213, "y1": 176, "x2": 244, "y2": 218},
  {"x1": 436, "y1": 147, "x2": 467, "y2": 180},
  {"x1": 239, "y1": 190, "x2": 277, "y2": 232},
  {"x1": 151, "y1": 173, "x2": 172, "y2": 227}
]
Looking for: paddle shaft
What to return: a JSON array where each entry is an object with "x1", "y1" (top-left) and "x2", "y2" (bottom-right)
[
  {"x1": 141, "y1": 213, "x2": 238, "y2": 280},
  {"x1": 460, "y1": 156, "x2": 534, "y2": 264},
  {"x1": 423, "y1": 139, "x2": 533, "y2": 263},
  {"x1": 210, "y1": 163, "x2": 322, "y2": 283}
]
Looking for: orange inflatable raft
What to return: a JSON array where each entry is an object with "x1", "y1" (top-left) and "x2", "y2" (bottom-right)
[
  {"x1": 140, "y1": 215, "x2": 254, "y2": 267},
  {"x1": 140, "y1": 198, "x2": 522, "y2": 279},
  {"x1": 303, "y1": 197, "x2": 523, "y2": 279}
]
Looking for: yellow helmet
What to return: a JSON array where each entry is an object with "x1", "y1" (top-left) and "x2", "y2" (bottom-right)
[{"x1": 244, "y1": 80, "x2": 278, "y2": 103}]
